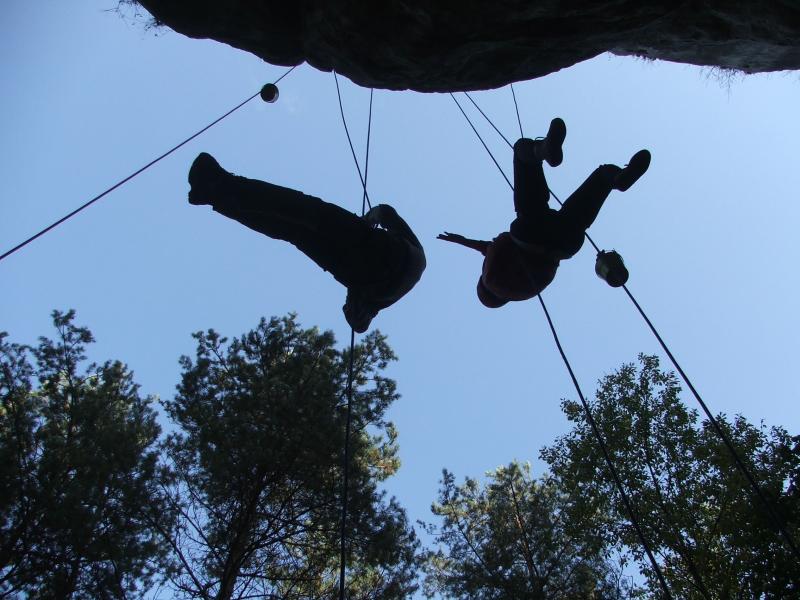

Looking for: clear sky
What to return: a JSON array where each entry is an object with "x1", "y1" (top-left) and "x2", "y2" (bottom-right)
[{"x1": 3, "y1": 0, "x2": 800, "y2": 593}]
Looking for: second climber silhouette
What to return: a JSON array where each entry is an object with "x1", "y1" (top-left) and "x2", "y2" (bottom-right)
[{"x1": 438, "y1": 118, "x2": 650, "y2": 307}]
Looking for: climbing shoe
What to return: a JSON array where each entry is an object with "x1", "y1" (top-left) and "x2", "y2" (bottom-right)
[
  {"x1": 613, "y1": 150, "x2": 651, "y2": 192},
  {"x1": 188, "y1": 152, "x2": 228, "y2": 205},
  {"x1": 539, "y1": 117, "x2": 567, "y2": 167}
]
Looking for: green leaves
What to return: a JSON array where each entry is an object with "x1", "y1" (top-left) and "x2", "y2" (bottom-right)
[
  {"x1": 1, "y1": 312, "x2": 420, "y2": 599},
  {"x1": 422, "y1": 462, "x2": 636, "y2": 599},
  {"x1": 542, "y1": 354, "x2": 800, "y2": 598},
  {"x1": 162, "y1": 314, "x2": 418, "y2": 600},
  {"x1": 0, "y1": 311, "x2": 171, "y2": 599}
]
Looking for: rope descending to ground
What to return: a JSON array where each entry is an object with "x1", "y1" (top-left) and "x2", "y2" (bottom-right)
[{"x1": 333, "y1": 72, "x2": 375, "y2": 600}]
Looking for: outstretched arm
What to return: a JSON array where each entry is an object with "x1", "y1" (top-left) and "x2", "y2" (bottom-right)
[{"x1": 437, "y1": 232, "x2": 490, "y2": 255}]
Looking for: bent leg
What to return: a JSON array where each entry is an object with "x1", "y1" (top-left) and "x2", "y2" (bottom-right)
[
  {"x1": 512, "y1": 138, "x2": 550, "y2": 216},
  {"x1": 558, "y1": 164, "x2": 621, "y2": 232},
  {"x1": 552, "y1": 164, "x2": 621, "y2": 258}
]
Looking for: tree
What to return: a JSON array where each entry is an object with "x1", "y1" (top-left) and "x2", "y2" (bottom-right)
[
  {"x1": 541, "y1": 354, "x2": 800, "y2": 598},
  {"x1": 421, "y1": 461, "x2": 639, "y2": 599},
  {"x1": 161, "y1": 315, "x2": 419, "y2": 600},
  {"x1": 0, "y1": 310, "x2": 172, "y2": 599}
]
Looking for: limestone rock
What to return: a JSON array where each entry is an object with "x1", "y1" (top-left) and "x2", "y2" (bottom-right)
[{"x1": 136, "y1": 0, "x2": 800, "y2": 92}]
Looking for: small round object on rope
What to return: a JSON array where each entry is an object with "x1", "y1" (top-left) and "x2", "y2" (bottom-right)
[
  {"x1": 595, "y1": 250, "x2": 629, "y2": 287},
  {"x1": 260, "y1": 83, "x2": 279, "y2": 103}
]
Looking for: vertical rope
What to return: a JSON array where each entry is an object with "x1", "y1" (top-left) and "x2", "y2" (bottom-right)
[
  {"x1": 339, "y1": 329, "x2": 356, "y2": 600},
  {"x1": 333, "y1": 71, "x2": 373, "y2": 210},
  {"x1": 362, "y1": 89, "x2": 374, "y2": 216},
  {"x1": 335, "y1": 75, "x2": 375, "y2": 600}
]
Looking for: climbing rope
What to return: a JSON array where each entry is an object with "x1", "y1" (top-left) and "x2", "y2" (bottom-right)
[
  {"x1": 0, "y1": 66, "x2": 297, "y2": 264},
  {"x1": 333, "y1": 72, "x2": 374, "y2": 600},
  {"x1": 537, "y1": 295, "x2": 674, "y2": 598},
  {"x1": 362, "y1": 89, "x2": 374, "y2": 216},
  {"x1": 449, "y1": 94, "x2": 513, "y2": 190},
  {"x1": 333, "y1": 71, "x2": 373, "y2": 211},
  {"x1": 463, "y1": 92, "x2": 514, "y2": 149},
  {"x1": 339, "y1": 328, "x2": 356, "y2": 600},
  {"x1": 453, "y1": 89, "x2": 800, "y2": 565},
  {"x1": 449, "y1": 92, "x2": 674, "y2": 597},
  {"x1": 510, "y1": 83, "x2": 524, "y2": 139}
]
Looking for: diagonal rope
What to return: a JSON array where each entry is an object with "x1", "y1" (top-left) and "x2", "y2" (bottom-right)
[
  {"x1": 510, "y1": 83, "x2": 524, "y2": 139},
  {"x1": 333, "y1": 71, "x2": 373, "y2": 210},
  {"x1": 546, "y1": 195, "x2": 800, "y2": 564},
  {"x1": 449, "y1": 95, "x2": 673, "y2": 596},
  {"x1": 457, "y1": 91, "x2": 800, "y2": 564},
  {"x1": 449, "y1": 93, "x2": 513, "y2": 190},
  {"x1": 463, "y1": 92, "x2": 514, "y2": 149},
  {"x1": 335, "y1": 74, "x2": 374, "y2": 600},
  {"x1": 537, "y1": 294, "x2": 673, "y2": 599},
  {"x1": 620, "y1": 282, "x2": 800, "y2": 562},
  {"x1": 0, "y1": 66, "x2": 297, "y2": 264}
]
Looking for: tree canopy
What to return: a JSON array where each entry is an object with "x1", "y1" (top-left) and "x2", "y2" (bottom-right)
[
  {"x1": 160, "y1": 315, "x2": 419, "y2": 600},
  {"x1": 0, "y1": 310, "x2": 170, "y2": 599},
  {"x1": 421, "y1": 462, "x2": 637, "y2": 599},
  {"x1": 4, "y1": 313, "x2": 799, "y2": 599},
  {"x1": 541, "y1": 354, "x2": 800, "y2": 598}
]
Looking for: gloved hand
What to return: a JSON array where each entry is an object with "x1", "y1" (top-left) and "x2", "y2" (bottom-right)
[{"x1": 437, "y1": 232, "x2": 467, "y2": 244}]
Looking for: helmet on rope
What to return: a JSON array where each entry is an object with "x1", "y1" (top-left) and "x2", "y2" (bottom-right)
[{"x1": 595, "y1": 250, "x2": 629, "y2": 287}]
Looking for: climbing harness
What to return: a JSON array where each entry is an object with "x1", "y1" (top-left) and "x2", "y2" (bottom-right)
[{"x1": 0, "y1": 66, "x2": 297, "y2": 264}]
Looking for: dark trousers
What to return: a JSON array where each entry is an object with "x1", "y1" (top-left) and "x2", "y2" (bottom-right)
[
  {"x1": 510, "y1": 138, "x2": 620, "y2": 258},
  {"x1": 211, "y1": 176, "x2": 386, "y2": 288}
]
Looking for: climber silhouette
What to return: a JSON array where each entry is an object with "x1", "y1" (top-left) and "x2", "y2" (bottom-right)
[
  {"x1": 188, "y1": 153, "x2": 426, "y2": 332},
  {"x1": 438, "y1": 118, "x2": 650, "y2": 307}
]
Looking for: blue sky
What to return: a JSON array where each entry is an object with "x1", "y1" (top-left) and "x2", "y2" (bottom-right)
[{"x1": 3, "y1": 0, "x2": 800, "y2": 591}]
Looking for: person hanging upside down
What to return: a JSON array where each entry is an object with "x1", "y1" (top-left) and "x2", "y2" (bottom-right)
[
  {"x1": 438, "y1": 118, "x2": 650, "y2": 308},
  {"x1": 187, "y1": 153, "x2": 426, "y2": 332}
]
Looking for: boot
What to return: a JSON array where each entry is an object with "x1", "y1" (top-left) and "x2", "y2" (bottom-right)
[
  {"x1": 613, "y1": 150, "x2": 651, "y2": 192},
  {"x1": 535, "y1": 117, "x2": 567, "y2": 167},
  {"x1": 188, "y1": 152, "x2": 230, "y2": 205}
]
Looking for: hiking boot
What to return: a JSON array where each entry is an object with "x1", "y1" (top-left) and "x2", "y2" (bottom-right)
[
  {"x1": 613, "y1": 150, "x2": 651, "y2": 192},
  {"x1": 188, "y1": 152, "x2": 229, "y2": 205},
  {"x1": 536, "y1": 117, "x2": 567, "y2": 167}
]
